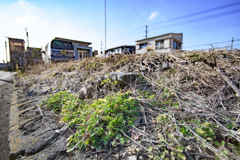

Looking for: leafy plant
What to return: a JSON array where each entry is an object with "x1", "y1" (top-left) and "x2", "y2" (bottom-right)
[
  {"x1": 195, "y1": 122, "x2": 215, "y2": 141},
  {"x1": 41, "y1": 91, "x2": 75, "y2": 111},
  {"x1": 45, "y1": 91, "x2": 140, "y2": 151}
]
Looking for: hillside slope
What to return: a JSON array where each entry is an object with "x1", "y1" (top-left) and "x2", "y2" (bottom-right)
[{"x1": 10, "y1": 50, "x2": 240, "y2": 159}]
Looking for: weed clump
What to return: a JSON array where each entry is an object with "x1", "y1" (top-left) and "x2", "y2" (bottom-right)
[{"x1": 43, "y1": 91, "x2": 140, "y2": 151}]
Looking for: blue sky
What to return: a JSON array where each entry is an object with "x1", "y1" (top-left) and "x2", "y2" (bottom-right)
[{"x1": 0, "y1": 0, "x2": 240, "y2": 62}]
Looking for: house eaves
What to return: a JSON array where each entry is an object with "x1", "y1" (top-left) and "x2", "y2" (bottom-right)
[
  {"x1": 135, "y1": 32, "x2": 182, "y2": 42},
  {"x1": 54, "y1": 37, "x2": 92, "y2": 45},
  {"x1": 106, "y1": 45, "x2": 135, "y2": 51},
  {"x1": 8, "y1": 37, "x2": 25, "y2": 41}
]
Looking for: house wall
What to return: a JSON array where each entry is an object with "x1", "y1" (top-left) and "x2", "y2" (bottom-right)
[
  {"x1": 164, "y1": 39, "x2": 170, "y2": 48},
  {"x1": 136, "y1": 37, "x2": 172, "y2": 54},
  {"x1": 136, "y1": 34, "x2": 171, "y2": 45},
  {"x1": 136, "y1": 48, "x2": 174, "y2": 54},
  {"x1": 172, "y1": 34, "x2": 183, "y2": 42},
  {"x1": 136, "y1": 33, "x2": 183, "y2": 54},
  {"x1": 170, "y1": 39, "x2": 174, "y2": 48},
  {"x1": 73, "y1": 43, "x2": 92, "y2": 60},
  {"x1": 106, "y1": 46, "x2": 135, "y2": 55}
]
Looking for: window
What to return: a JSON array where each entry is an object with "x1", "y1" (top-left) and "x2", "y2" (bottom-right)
[
  {"x1": 140, "y1": 43, "x2": 147, "y2": 49},
  {"x1": 82, "y1": 51, "x2": 87, "y2": 58},
  {"x1": 173, "y1": 41, "x2": 181, "y2": 49},
  {"x1": 156, "y1": 40, "x2": 164, "y2": 49},
  {"x1": 51, "y1": 40, "x2": 74, "y2": 50}
]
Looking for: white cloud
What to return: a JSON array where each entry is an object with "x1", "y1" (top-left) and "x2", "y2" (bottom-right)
[
  {"x1": 13, "y1": 0, "x2": 39, "y2": 12},
  {"x1": 0, "y1": 0, "x2": 104, "y2": 62},
  {"x1": 16, "y1": 15, "x2": 39, "y2": 25},
  {"x1": 148, "y1": 11, "x2": 159, "y2": 21}
]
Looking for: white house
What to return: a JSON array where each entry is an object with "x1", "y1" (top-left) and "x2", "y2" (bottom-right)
[
  {"x1": 135, "y1": 33, "x2": 183, "y2": 54},
  {"x1": 106, "y1": 45, "x2": 135, "y2": 56}
]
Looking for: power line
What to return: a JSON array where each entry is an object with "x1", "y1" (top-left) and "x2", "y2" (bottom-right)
[
  {"x1": 108, "y1": 17, "x2": 240, "y2": 45},
  {"x1": 110, "y1": 8, "x2": 240, "y2": 42},
  {"x1": 108, "y1": 0, "x2": 147, "y2": 41},
  {"x1": 151, "y1": 1, "x2": 240, "y2": 26},
  {"x1": 184, "y1": 39, "x2": 240, "y2": 49},
  {"x1": 233, "y1": 44, "x2": 240, "y2": 47},
  {"x1": 109, "y1": 1, "x2": 240, "y2": 41},
  {"x1": 108, "y1": 25, "x2": 145, "y2": 40},
  {"x1": 163, "y1": 17, "x2": 240, "y2": 37},
  {"x1": 28, "y1": 36, "x2": 45, "y2": 46},
  {"x1": 150, "y1": 8, "x2": 240, "y2": 31},
  {"x1": 182, "y1": 21, "x2": 240, "y2": 37},
  {"x1": 125, "y1": 0, "x2": 146, "y2": 22},
  {"x1": 107, "y1": 23, "x2": 240, "y2": 47}
]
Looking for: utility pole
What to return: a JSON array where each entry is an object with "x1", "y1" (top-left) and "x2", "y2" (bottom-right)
[
  {"x1": 105, "y1": 0, "x2": 106, "y2": 54},
  {"x1": 231, "y1": 37, "x2": 234, "y2": 50},
  {"x1": 145, "y1": 25, "x2": 148, "y2": 39},
  {"x1": 101, "y1": 41, "x2": 102, "y2": 54},
  {"x1": 5, "y1": 40, "x2": 8, "y2": 63},
  {"x1": 25, "y1": 27, "x2": 30, "y2": 70},
  {"x1": 25, "y1": 27, "x2": 29, "y2": 48}
]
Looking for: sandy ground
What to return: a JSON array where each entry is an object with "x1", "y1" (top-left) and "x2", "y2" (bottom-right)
[{"x1": 0, "y1": 83, "x2": 13, "y2": 159}]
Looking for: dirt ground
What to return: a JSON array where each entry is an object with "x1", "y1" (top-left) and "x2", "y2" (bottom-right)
[{"x1": 0, "y1": 83, "x2": 13, "y2": 160}]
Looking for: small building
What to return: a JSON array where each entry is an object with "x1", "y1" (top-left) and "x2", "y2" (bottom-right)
[
  {"x1": 135, "y1": 33, "x2": 183, "y2": 54},
  {"x1": 8, "y1": 37, "x2": 25, "y2": 69},
  {"x1": 92, "y1": 50, "x2": 98, "y2": 57},
  {"x1": 106, "y1": 45, "x2": 135, "y2": 56},
  {"x1": 43, "y1": 37, "x2": 93, "y2": 62},
  {"x1": 54, "y1": 37, "x2": 93, "y2": 60}
]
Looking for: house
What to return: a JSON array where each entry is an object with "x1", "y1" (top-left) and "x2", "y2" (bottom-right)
[
  {"x1": 92, "y1": 50, "x2": 98, "y2": 57},
  {"x1": 8, "y1": 37, "x2": 25, "y2": 70},
  {"x1": 135, "y1": 33, "x2": 183, "y2": 54},
  {"x1": 53, "y1": 37, "x2": 93, "y2": 60},
  {"x1": 106, "y1": 45, "x2": 135, "y2": 56}
]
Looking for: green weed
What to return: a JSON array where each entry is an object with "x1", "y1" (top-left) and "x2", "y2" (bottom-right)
[{"x1": 44, "y1": 91, "x2": 140, "y2": 151}]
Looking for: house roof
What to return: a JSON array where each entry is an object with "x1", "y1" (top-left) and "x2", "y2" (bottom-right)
[
  {"x1": 8, "y1": 37, "x2": 25, "y2": 41},
  {"x1": 54, "y1": 37, "x2": 92, "y2": 45},
  {"x1": 135, "y1": 33, "x2": 182, "y2": 42},
  {"x1": 106, "y1": 45, "x2": 135, "y2": 51}
]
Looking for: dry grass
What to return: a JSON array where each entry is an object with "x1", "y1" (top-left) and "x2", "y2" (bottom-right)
[{"x1": 17, "y1": 50, "x2": 240, "y2": 159}]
